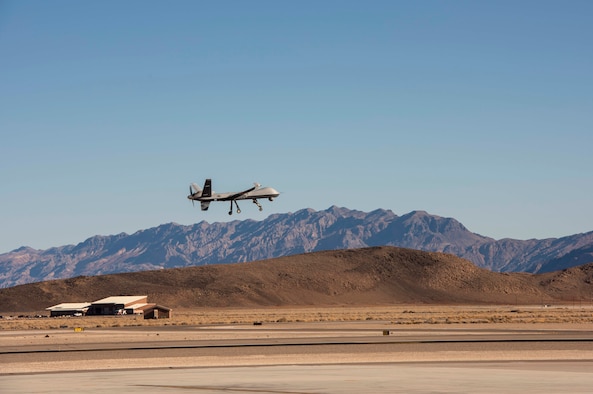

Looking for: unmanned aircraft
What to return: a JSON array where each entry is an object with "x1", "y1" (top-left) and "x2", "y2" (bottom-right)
[{"x1": 187, "y1": 178, "x2": 280, "y2": 215}]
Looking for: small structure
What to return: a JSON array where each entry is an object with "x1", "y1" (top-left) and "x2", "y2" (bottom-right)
[
  {"x1": 46, "y1": 302, "x2": 91, "y2": 317},
  {"x1": 86, "y1": 296, "x2": 148, "y2": 316},
  {"x1": 142, "y1": 305, "x2": 172, "y2": 319}
]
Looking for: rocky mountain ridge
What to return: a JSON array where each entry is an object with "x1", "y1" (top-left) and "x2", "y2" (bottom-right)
[{"x1": 1, "y1": 206, "x2": 593, "y2": 288}]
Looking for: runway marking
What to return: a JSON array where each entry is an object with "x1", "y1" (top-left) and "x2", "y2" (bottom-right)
[
  {"x1": 137, "y1": 384, "x2": 311, "y2": 393},
  {"x1": 3, "y1": 336, "x2": 593, "y2": 355}
]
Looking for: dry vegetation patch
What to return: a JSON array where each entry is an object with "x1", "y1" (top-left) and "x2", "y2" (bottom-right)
[{"x1": 2, "y1": 305, "x2": 593, "y2": 330}]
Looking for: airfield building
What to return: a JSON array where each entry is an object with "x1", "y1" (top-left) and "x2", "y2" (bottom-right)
[
  {"x1": 86, "y1": 296, "x2": 171, "y2": 319},
  {"x1": 47, "y1": 296, "x2": 171, "y2": 319},
  {"x1": 86, "y1": 295, "x2": 149, "y2": 315},
  {"x1": 142, "y1": 305, "x2": 172, "y2": 319},
  {"x1": 45, "y1": 302, "x2": 91, "y2": 317}
]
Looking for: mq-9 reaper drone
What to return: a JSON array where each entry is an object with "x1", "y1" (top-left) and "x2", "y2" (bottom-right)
[{"x1": 188, "y1": 178, "x2": 279, "y2": 215}]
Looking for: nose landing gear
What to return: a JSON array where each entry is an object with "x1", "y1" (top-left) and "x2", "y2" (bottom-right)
[{"x1": 253, "y1": 199, "x2": 263, "y2": 211}]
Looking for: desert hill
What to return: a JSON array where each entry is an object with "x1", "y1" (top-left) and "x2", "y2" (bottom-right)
[
  {"x1": 2, "y1": 246, "x2": 592, "y2": 313},
  {"x1": 3, "y1": 207, "x2": 593, "y2": 288}
]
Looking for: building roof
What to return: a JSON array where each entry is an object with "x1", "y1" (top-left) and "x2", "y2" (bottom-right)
[
  {"x1": 91, "y1": 296, "x2": 147, "y2": 305},
  {"x1": 125, "y1": 303, "x2": 150, "y2": 310},
  {"x1": 46, "y1": 302, "x2": 91, "y2": 311},
  {"x1": 123, "y1": 303, "x2": 172, "y2": 312},
  {"x1": 151, "y1": 305, "x2": 172, "y2": 311}
]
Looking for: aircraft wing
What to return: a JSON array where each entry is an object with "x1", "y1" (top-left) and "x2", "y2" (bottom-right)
[{"x1": 223, "y1": 183, "x2": 260, "y2": 200}]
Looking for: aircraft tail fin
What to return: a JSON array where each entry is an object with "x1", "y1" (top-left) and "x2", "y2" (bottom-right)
[{"x1": 202, "y1": 179, "x2": 212, "y2": 197}]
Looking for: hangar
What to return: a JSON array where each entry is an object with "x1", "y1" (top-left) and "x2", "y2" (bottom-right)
[
  {"x1": 45, "y1": 302, "x2": 91, "y2": 317},
  {"x1": 86, "y1": 296, "x2": 149, "y2": 316},
  {"x1": 87, "y1": 296, "x2": 172, "y2": 319},
  {"x1": 47, "y1": 296, "x2": 172, "y2": 319}
]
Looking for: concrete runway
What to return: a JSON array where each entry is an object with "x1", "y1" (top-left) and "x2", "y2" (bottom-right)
[
  {"x1": 2, "y1": 322, "x2": 593, "y2": 393},
  {"x1": 4, "y1": 362, "x2": 593, "y2": 393}
]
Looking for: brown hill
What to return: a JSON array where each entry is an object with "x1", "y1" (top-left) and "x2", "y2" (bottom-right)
[{"x1": 1, "y1": 246, "x2": 592, "y2": 313}]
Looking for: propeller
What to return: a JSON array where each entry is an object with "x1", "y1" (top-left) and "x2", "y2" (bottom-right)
[{"x1": 189, "y1": 185, "x2": 194, "y2": 206}]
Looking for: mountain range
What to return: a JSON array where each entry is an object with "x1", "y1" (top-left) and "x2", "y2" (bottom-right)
[{"x1": 1, "y1": 206, "x2": 593, "y2": 288}]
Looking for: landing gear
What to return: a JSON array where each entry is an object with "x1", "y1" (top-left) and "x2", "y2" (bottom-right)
[
  {"x1": 228, "y1": 200, "x2": 241, "y2": 215},
  {"x1": 228, "y1": 199, "x2": 262, "y2": 214}
]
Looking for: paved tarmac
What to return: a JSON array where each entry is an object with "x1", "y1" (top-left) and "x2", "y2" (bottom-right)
[
  {"x1": 4, "y1": 361, "x2": 593, "y2": 393},
  {"x1": 2, "y1": 322, "x2": 593, "y2": 393}
]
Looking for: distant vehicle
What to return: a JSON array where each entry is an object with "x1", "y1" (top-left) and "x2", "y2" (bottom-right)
[{"x1": 188, "y1": 178, "x2": 279, "y2": 215}]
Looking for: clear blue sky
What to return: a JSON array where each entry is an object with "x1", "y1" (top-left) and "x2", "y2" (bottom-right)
[{"x1": 1, "y1": 1, "x2": 592, "y2": 253}]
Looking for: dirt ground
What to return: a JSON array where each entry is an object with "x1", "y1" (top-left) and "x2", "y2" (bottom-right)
[{"x1": 2, "y1": 304, "x2": 593, "y2": 331}]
